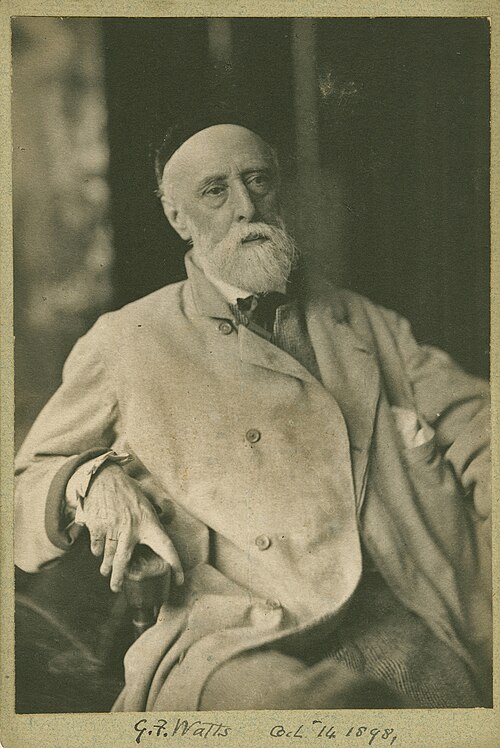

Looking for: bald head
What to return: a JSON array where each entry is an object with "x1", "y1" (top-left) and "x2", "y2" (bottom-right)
[{"x1": 160, "y1": 124, "x2": 278, "y2": 198}]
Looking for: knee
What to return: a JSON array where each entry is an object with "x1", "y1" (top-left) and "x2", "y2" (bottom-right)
[{"x1": 200, "y1": 650, "x2": 306, "y2": 710}]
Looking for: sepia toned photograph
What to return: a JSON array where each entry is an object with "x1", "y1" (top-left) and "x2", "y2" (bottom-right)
[{"x1": 11, "y1": 14, "x2": 491, "y2": 720}]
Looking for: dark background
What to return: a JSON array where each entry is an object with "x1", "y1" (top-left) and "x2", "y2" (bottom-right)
[{"x1": 103, "y1": 17, "x2": 490, "y2": 377}]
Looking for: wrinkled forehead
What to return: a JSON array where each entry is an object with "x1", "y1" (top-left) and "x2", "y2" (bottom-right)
[{"x1": 162, "y1": 124, "x2": 276, "y2": 190}]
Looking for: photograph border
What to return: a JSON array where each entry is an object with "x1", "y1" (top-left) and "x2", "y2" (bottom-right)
[{"x1": 1, "y1": 2, "x2": 498, "y2": 746}]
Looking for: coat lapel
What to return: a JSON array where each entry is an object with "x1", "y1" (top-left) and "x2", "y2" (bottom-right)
[
  {"x1": 237, "y1": 324, "x2": 319, "y2": 385},
  {"x1": 306, "y1": 295, "x2": 381, "y2": 505}
]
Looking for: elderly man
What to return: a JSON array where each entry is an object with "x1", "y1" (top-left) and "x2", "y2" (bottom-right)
[{"x1": 15, "y1": 114, "x2": 491, "y2": 711}]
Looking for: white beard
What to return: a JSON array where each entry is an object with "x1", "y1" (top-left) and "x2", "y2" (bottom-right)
[{"x1": 190, "y1": 220, "x2": 299, "y2": 294}]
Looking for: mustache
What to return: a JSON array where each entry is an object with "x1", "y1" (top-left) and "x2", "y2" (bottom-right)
[{"x1": 226, "y1": 221, "x2": 288, "y2": 246}]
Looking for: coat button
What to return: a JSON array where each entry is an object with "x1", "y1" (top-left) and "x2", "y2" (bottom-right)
[
  {"x1": 255, "y1": 534, "x2": 271, "y2": 550},
  {"x1": 265, "y1": 598, "x2": 282, "y2": 610},
  {"x1": 218, "y1": 321, "x2": 233, "y2": 335},
  {"x1": 251, "y1": 599, "x2": 284, "y2": 628},
  {"x1": 246, "y1": 429, "x2": 261, "y2": 443}
]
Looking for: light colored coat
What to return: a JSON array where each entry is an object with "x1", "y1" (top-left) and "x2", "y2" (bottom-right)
[{"x1": 15, "y1": 254, "x2": 491, "y2": 710}]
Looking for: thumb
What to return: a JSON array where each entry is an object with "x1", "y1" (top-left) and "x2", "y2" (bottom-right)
[{"x1": 140, "y1": 519, "x2": 184, "y2": 585}]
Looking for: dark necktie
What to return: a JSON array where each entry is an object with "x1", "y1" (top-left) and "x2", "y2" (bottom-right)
[{"x1": 237, "y1": 292, "x2": 288, "y2": 332}]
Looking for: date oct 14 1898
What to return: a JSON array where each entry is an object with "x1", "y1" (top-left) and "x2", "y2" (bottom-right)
[{"x1": 270, "y1": 722, "x2": 398, "y2": 744}]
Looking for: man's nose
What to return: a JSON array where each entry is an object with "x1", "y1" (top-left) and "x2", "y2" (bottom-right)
[{"x1": 232, "y1": 182, "x2": 256, "y2": 222}]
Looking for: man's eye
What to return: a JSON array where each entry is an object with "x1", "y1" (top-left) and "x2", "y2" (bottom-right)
[
  {"x1": 247, "y1": 175, "x2": 271, "y2": 194},
  {"x1": 204, "y1": 185, "x2": 226, "y2": 197}
]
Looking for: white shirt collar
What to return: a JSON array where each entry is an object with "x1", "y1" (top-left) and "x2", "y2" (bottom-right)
[
  {"x1": 203, "y1": 270, "x2": 252, "y2": 306},
  {"x1": 203, "y1": 269, "x2": 287, "y2": 306}
]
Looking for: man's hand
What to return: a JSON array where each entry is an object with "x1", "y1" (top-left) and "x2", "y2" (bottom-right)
[{"x1": 81, "y1": 463, "x2": 184, "y2": 592}]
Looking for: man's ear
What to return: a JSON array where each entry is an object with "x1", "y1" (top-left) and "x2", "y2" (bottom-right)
[{"x1": 160, "y1": 193, "x2": 191, "y2": 241}]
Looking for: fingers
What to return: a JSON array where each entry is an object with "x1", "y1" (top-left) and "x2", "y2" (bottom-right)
[
  {"x1": 97, "y1": 528, "x2": 137, "y2": 593},
  {"x1": 90, "y1": 532, "x2": 105, "y2": 557},
  {"x1": 100, "y1": 534, "x2": 120, "y2": 578},
  {"x1": 109, "y1": 529, "x2": 134, "y2": 592},
  {"x1": 141, "y1": 521, "x2": 184, "y2": 585}
]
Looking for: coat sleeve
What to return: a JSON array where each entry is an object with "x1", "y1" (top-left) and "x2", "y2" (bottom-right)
[
  {"x1": 384, "y1": 311, "x2": 490, "y2": 521},
  {"x1": 15, "y1": 317, "x2": 120, "y2": 572}
]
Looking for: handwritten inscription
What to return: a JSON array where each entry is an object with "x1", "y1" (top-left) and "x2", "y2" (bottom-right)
[
  {"x1": 132, "y1": 718, "x2": 399, "y2": 744},
  {"x1": 270, "y1": 721, "x2": 398, "y2": 744},
  {"x1": 134, "y1": 718, "x2": 231, "y2": 743}
]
